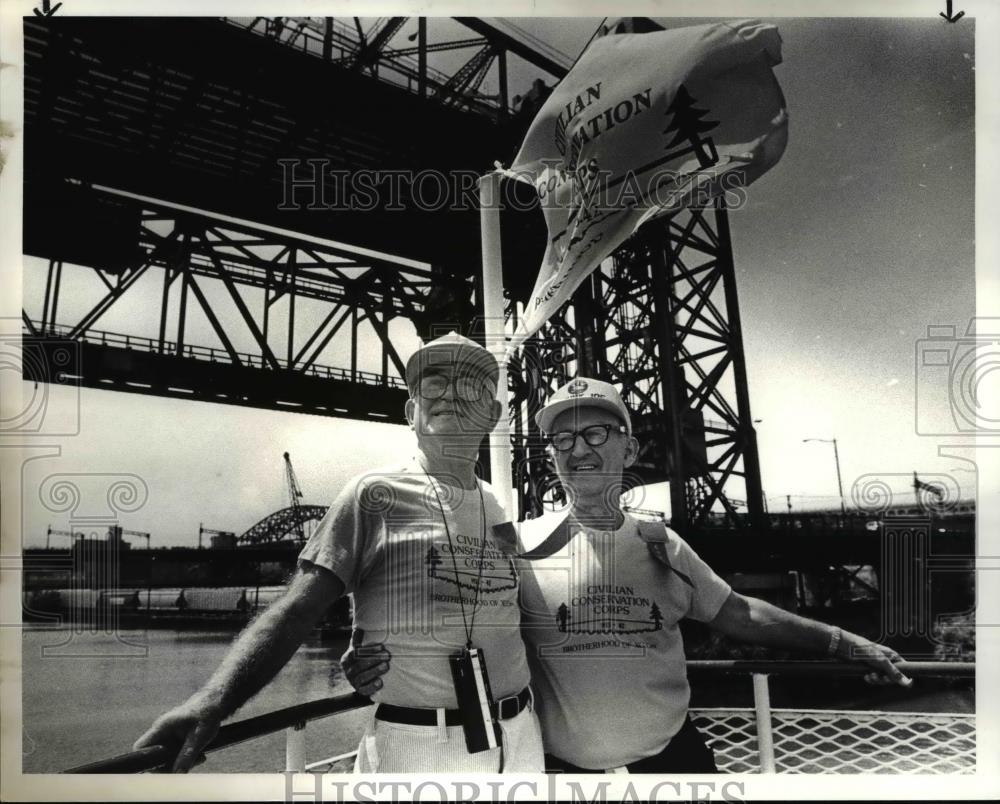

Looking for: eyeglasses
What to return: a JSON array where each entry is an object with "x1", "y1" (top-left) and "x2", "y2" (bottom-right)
[
  {"x1": 418, "y1": 374, "x2": 496, "y2": 402},
  {"x1": 548, "y1": 424, "x2": 628, "y2": 452}
]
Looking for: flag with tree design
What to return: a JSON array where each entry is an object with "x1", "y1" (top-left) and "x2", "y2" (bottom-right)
[{"x1": 503, "y1": 19, "x2": 788, "y2": 354}]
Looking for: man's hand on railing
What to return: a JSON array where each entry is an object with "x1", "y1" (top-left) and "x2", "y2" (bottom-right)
[
  {"x1": 132, "y1": 694, "x2": 222, "y2": 772},
  {"x1": 834, "y1": 630, "x2": 914, "y2": 687},
  {"x1": 709, "y1": 593, "x2": 916, "y2": 689},
  {"x1": 340, "y1": 629, "x2": 391, "y2": 697}
]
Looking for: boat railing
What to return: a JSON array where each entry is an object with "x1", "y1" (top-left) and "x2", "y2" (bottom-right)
[
  {"x1": 62, "y1": 660, "x2": 974, "y2": 774},
  {"x1": 685, "y1": 660, "x2": 974, "y2": 774},
  {"x1": 64, "y1": 692, "x2": 372, "y2": 774}
]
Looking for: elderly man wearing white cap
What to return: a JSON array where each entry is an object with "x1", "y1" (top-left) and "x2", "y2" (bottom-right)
[
  {"x1": 347, "y1": 376, "x2": 911, "y2": 774},
  {"x1": 521, "y1": 376, "x2": 910, "y2": 773},
  {"x1": 135, "y1": 333, "x2": 544, "y2": 773}
]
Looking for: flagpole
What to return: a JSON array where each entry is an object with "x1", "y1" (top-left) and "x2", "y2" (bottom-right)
[{"x1": 479, "y1": 171, "x2": 517, "y2": 521}]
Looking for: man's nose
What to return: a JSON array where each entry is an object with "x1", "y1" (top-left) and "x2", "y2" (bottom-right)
[{"x1": 570, "y1": 434, "x2": 593, "y2": 458}]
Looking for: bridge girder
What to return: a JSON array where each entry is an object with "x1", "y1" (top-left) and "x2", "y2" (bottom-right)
[
  {"x1": 238, "y1": 504, "x2": 329, "y2": 545},
  {"x1": 23, "y1": 183, "x2": 476, "y2": 423}
]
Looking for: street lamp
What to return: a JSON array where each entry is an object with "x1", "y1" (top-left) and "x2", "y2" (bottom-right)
[{"x1": 803, "y1": 437, "x2": 845, "y2": 514}]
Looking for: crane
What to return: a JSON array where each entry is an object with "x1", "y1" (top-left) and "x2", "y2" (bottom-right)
[
  {"x1": 284, "y1": 452, "x2": 306, "y2": 542},
  {"x1": 198, "y1": 523, "x2": 236, "y2": 549},
  {"x1": 46, "y1": 525, "x2": 79, "y2": 549},
  {"x1": 109, "y1": 525, "x2": 150, "y2": 547},
  {"x1": 46, "y1": 524, "x2": 149, "y2": 548}
]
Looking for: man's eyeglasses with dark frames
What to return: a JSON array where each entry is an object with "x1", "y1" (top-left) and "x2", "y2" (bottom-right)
[
  {"x1": 418, "y1": 374, "x2": 497, "y2": 402},
  {"x1": 548, "y1": 424, "x2": 628, "y2": 452}
]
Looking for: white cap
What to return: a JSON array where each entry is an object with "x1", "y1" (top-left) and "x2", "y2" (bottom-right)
[
  {"x1": 404, "y1": 331, "x2": 499, "y2": 394},
  {"x1": 535, "y1": 377, "x2": 632, "y2": 435}
]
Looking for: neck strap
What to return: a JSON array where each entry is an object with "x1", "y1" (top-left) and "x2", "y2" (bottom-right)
[{"x1": 425, "y1": 474, "x2": 489, "y2": 647}]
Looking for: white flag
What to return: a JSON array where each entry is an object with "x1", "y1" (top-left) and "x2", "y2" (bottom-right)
[{"x1": 504, "y1": 19, "x2": 788, "y2": 354}]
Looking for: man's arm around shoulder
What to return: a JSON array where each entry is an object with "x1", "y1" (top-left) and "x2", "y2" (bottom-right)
[{"x1": 133, "y1": 562, "x2": 344, "y2": 771}]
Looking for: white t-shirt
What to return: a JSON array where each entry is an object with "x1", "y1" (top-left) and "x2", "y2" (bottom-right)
[
  {"x1": 517, "y1": 511, "x2": 732, "y2": 769},
  {"x1": 299, "y1": 460, "x2": 530, "y2": 709}
]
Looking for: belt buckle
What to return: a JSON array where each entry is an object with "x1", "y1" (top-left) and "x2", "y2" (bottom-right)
[{"x1": 495, "y1": 694, "x2": 519, "y2": 721}]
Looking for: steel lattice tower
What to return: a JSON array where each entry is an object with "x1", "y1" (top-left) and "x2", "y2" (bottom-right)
[{"x1": 507, "y1": 200, "x2": 766, "y2": 534}]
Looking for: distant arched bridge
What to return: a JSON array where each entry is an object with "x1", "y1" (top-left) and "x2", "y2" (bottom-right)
[{"x1": 238, "y1": 505, "x2": 329, "y2": 545}]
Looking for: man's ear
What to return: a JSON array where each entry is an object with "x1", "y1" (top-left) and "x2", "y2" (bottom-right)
[
  {"x1": 487, "y1": 398, "x2": 503, "y2": 431},
  {"x1": 404, "y1": 398, "x2": 416, "y2": 431},
  {"x1": 623, "y1": 435, "x2": 639, "y2": 468}
]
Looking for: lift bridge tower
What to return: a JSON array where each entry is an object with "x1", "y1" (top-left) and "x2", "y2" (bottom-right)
[
  {"x1": 505, "y1": 203, "x2": 766, "y2": 535},
  {"x1": 20, "y1": 15, "x2": 764, "y2": 533}
]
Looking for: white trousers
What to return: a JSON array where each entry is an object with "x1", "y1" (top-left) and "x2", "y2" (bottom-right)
[{"x1": 353, "y1": 704, "x2": 545, "y2": 773}]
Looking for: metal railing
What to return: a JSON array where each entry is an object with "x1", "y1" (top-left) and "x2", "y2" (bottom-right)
[
  {"x1": 686, "y1": 660, "x2": 974, "y2": 774},
  {"x1": 62, "y1": 660, "x2": 974, "y2": 774},
  {"x1": 65, "y1": 693, "x2": 371, "y2": 774},
  {"x1": 26, "y1": 321, "x2": 406, "y2": 390}
]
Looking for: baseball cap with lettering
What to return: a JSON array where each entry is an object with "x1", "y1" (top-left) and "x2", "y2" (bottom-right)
[
  {"x1": 535, "y1": 377, "x2": 632, "y2": 435},
  {"x1": 404, "y1": 331, "x2": 499, "y2": 395}
]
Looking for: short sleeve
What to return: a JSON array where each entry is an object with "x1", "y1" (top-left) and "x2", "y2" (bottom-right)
[
  {"x1": 297, "y1": 474, "x2": 382, "y2": 594},
  {"x1": 671, "y1": 531, "x2": 732, "y2": 622}
]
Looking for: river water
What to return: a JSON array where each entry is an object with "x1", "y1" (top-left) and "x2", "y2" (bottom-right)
[
  {"x1": 21, "y1": 625, "x2": 974, "y2": 774},
  {"x1": 21, "y1": 626, "x2": 369, "y2": 773}
]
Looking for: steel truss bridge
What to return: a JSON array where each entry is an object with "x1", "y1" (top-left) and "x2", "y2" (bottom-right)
[
  {"x1": 23, "y1": 16, "x2": 563, "y2": 269},
  {"x1": 221, "y1": 16, "x2": 571, "y2": 118},
  {"x1": 23, "y1": 191, "x2": 443, "y2": 420},
  {"x1": 238, "y1": 505, "x2": 329, "y2": 546},
  {"x1": 23, "y1": 14, "x2": 930, "y2": 541},
  {"x1": 22, "y1": 15, "x2": 563, "y2": 424}
]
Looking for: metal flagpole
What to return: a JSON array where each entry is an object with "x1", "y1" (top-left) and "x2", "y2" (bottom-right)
[{"x1": 479, "y1": 171, "x2": 516, "y2": 520}]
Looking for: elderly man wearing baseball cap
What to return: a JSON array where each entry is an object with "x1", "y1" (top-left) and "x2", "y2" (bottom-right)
[
  {"x1": 516, "y1": 376, "x2": 911, "y2": 773},
  {"x1": 136, "y1": 333, "x2": 544, "y2": 773}
]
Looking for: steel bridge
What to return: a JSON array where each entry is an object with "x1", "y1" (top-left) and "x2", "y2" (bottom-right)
[
  {"x1": 23, "y1": 15, "x2": 777, "y2": 531},
  {"x1": 23, "y1": 191, "x2": 436, "y2": 421},
  {"x1": 237, "y1": 505, "x2": 329, "y2": 546},
  {"x1": 23, "y1": 16, "x2": 563, "y2": 268},
  {"x1": 22, "y1": 16, "x2": 563, "y2": 422}
]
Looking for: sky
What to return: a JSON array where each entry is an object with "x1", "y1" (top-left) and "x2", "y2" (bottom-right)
[{"x1": 10, "y1": 15, "x2": 984, "y2": 548}]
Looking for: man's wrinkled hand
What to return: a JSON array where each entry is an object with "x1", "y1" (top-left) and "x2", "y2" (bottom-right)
[
  {"x1": 837, "y1": 631, "x2": 913, "y2": 688},
  {"x1": 340, "y1": 628, "x2": 391, "y2": 697},
  {"x1": 133, "y1": 697, "x2": 221, "y2": 773}
]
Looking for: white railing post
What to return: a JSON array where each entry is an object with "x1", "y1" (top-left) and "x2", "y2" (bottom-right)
[
  {"x1": 285, "y1": 722, "x2": 307, "y2": 772},
  {"x1": 751, "y1": 673, "x2": 777, "y2": 773}
]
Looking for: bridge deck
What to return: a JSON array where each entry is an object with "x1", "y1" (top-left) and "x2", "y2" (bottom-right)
[
  {"x1": 23, "y1": 16, "x2": 518, "y2": 274},
  {"x1": 22, "y1": 325, "x2": 409, "y2": 424}
]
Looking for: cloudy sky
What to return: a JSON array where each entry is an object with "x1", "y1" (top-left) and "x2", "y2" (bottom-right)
[{"x1": 12, "y1": 14, "x2": 982, "y2": 548}]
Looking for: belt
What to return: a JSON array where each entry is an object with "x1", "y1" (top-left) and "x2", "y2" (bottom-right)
[{"x1": 375, "y1": 686, "x2": 532, "y2": 727}]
